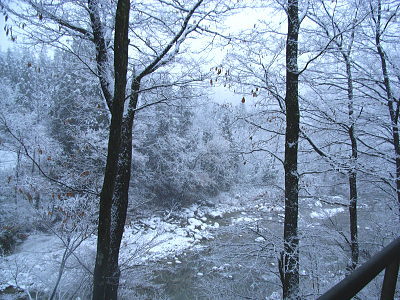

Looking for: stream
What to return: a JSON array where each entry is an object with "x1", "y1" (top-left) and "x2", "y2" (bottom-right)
[
  {"x1": 120, "y1": 191, "x2": 391, "y2": 300},
  {"x1": 1, "y1": 186, "x2": 396, "y2": 300},
  {"x1": 123, "y1": 208, "x2": 284, "y2": 300}
]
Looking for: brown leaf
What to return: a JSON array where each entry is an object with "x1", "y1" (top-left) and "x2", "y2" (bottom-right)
[
  {"x1": 26, "y1": 193, "x2": 32, "y2": 202},
  {"x1": 80, "y1": 170, "x2": 90, "y2": 177}
]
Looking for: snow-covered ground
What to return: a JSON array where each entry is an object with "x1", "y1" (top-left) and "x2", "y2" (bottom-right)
[
  {"x1": 0, "y1": 198, "x2": 238, "y2": 297},
  {"x1": 0, "y1": 150, "x2": 16, "y2": 171},
  {"x1": 0, "y1": 187, "x2": 354, "y2": 299}
]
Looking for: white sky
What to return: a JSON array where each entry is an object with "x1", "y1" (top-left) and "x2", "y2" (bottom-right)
[
  {"x1": 0, "y1": 16, "x2": 12, "y2": 51},
  {"x1": 0, "y1": 4, "x2": 284, "y2": 105}
]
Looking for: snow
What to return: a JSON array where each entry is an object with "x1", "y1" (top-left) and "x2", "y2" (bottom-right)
[
  {"x1": 310, "y1": 207, "x2": 345, "y2": 219},
  {"x1": 0, "y1": 187, "x2": 296, "y2": 297},
  {"x1": 0, "y1": 233, "x2": 96, "y2": 293},
  {"x1": 232, "y1": 216, "x2": 261, "y2": 224},
  {"x1": 0, "y1": 203, "x2": 231, "y2": 294},
  {"x1": 188, "y1": 217, "x2": 203, "y2": 228},
  {"x1": 207, "y1": 209, "x2": 224, "y2": 219},
  {"x1": 0, "y1": 150, "x2": 16, "y2": 170},
  {"x1": 267, "y1": 291, "x2": 281, "y2": 300}
]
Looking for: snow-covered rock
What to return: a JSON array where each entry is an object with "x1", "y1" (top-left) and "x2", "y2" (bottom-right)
[
  {"x1": 310, "y1": 207, "x2": 345, "y2": 219},
  {"x1": 188, "y1": 217, "x2": 203, "y2": 228},
  {"x1": 207, "y1": 210, "x2": 224, "y2": 219},
  {"x1": 266, "y1": 291, "x2": 281, "y2": 300}
]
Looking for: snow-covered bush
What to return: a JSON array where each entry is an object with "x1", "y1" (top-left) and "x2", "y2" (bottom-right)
[{"x1": 131, "y1": 99, "x2": 239, "y2": 207}]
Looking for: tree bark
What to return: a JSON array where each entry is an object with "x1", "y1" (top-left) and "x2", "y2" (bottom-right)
[
  {"x1": 105, "y1": 79, "x2": 140, "y2": 300},
  {"x1": 92, "y1": 0, "x2": 130, "y2": 299},
  {"x1": 348, "y1": 127, "x2": 359, "y2": 269},
  {"x1": 343, "y1": 53, "x2": 359, "y2": 269},
  {"x1": 87, "y1": 0, "x2": 113, "y2": 108},
  {"x1": 283, "y1": 0, "x2": 300, "y2": 299}
]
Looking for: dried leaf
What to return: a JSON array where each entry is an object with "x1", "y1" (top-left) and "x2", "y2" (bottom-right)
[{"x1": 80, "y1": 170, "x2": 90, "y2": 177}]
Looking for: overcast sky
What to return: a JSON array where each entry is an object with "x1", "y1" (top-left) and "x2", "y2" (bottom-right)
[
  {"x1": 0, "y1": 17, "x2": 10, "y2": 51},
  {"x1": 0, "y1": 4, "x2": 279, "y2": 106}
]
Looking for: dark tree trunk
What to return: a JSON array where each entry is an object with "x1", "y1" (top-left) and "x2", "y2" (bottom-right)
[
  {"x1": 283, "y1": 0, "x2": 300, "y2": 298},
  {"x1": 344, "y1": 55, "x2": 359, "y2": 269},
  {"x1": 348, "y1": 128, "x2": 359, "y2": 269},
  {"x1": 374, "y1": 0, "x2": 400, "y2": 220},
  {"x1": 105, "y1": 80, "x2": 140, "y2": 300},
  {"x1": 87, "y1": 1, "x2": 203, "y2": 298},
  {"x1": 92, "y1": 0, "x2": 131, "y2": 299},
  {"x1": 87, "y1": 0, "x2": 113, "y2": 108}
]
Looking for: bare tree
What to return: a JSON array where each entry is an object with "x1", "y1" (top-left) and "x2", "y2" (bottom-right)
[
  {"x1": 305, "y1": 0, "x2": 365, "y2": 270},
  {"x1": 0, "y1": 0, "x2": 238, "y2": 298},
  {"x1": 370, "y1": 0, "x2": 400, "y2": 219}
]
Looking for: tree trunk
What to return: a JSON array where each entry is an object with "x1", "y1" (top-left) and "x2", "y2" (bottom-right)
[
  {"x1": 283, "y1": 0, "x2": 300, "y2": 299},
  {"x1": 105, "y1": 80, "x2": 140, "y2": 300},
  {"x1": 105, "y1": 119, "x2": 132, "y2": 300},
  {"x1": 344, "y1": 54, "x2": 359, "y2": 269},
  {"x1": 92, "y1": 0, "x2": 131, "y2": 299},
  {"x1": 348, "y1": 133, "x2": 359, "y2": 269}
]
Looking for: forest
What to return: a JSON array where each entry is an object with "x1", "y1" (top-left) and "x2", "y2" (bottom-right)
[{"x1": 0, "y1": 0, "x2": 399, "y2": 299}]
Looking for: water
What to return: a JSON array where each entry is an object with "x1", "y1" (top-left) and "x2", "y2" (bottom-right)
[
  {"x1": 121, "y1": 192, "x2": 397, "y2": 299},
  {"x1": 121, "y1": 207, "x2": 285, "y2": 299},
  {"x1": 2, "y1": 186, "x2": 397, "y2": 299}
]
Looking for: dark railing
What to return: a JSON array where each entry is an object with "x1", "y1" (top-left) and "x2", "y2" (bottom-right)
[{"x1": 318, "y1": 237, "x2": 400, "y2": 300}]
